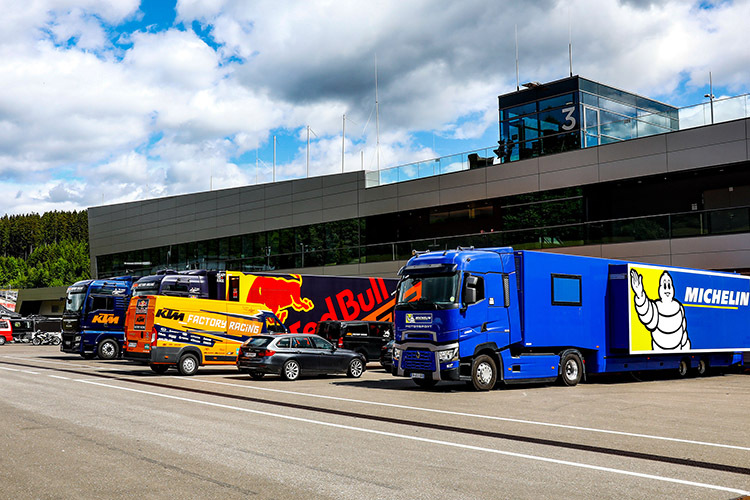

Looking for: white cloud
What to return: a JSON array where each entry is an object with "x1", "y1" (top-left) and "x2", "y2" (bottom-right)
[{"x1": 0, "y1": 0, "x2": 749, "y2": 216}]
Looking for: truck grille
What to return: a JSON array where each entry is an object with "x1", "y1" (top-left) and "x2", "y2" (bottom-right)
[{"x1": 402, "y1": 350, "x2": 435, "y2": 371}]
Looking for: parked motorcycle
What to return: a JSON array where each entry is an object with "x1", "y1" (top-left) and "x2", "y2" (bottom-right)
[{"x1": 31, "y1": 331, "x2": 62, "y2": 346}]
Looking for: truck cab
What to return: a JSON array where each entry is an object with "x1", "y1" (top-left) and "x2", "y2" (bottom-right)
[
  {"x1": 61, "y1": 276, "x2": 134, "y2": 359},
  {"x1": 393, "y1": 247, "x2": 517, "y2": 390}
]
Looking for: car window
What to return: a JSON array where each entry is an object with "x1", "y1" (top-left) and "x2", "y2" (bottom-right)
[
  {"x1": 346, "y1": 323, "x2": 368, "y2": 335},
  {"x1": 244, "y1": 336, "x2": 273, "y2": 348},
  {"x1": 292, "y1": 337, "x2": 312, "y2": 348},
  {"x1": 276, "y1": 337, "x2": 291, "y2": 348},
  {"x1": 310, "y1": 336, "x2": 333, "y2": 349}
]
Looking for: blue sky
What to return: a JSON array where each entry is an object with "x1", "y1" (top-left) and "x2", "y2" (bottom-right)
[{"x1": 0, "y1": 0, "x2": 748, "y2": 215}]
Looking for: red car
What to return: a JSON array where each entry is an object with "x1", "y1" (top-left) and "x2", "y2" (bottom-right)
[{"x1": 0, "y1": 319, "x2": 13, "y2": 345}]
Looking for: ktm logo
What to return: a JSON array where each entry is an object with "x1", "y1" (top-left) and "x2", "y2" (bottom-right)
[
  {"x1": 92, "y1": 314, "x2": 119, "y2": 325},
  {"x1": 155, "y1": 308, "x2": 186, "y2": 322}
]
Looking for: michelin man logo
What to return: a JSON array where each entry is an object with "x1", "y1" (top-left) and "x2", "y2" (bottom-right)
[{"x1": 630, "y1": 269, "x2": 691, "y2": 351}]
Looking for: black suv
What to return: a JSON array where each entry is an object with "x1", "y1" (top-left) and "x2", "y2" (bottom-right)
[{"x1": 314, "y1": 321, "x2": 393, "y2": 362}]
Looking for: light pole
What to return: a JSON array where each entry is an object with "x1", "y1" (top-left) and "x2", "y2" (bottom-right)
[{"x1": 704, "y1": 71, "x2": 715, "y2": 125}]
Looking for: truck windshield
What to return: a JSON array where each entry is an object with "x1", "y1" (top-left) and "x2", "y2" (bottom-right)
[
  {"x1": 132, "y1": 283, "x2": 159, "y2": 296},
  {"x1": 65, "y1": 292, "x2": 86, "y2": 314},
  {"x1": 397, "y1": 273, "x2": 459, "y2": 310}
]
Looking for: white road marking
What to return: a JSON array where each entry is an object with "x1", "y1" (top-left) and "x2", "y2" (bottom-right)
[
  {"x1": 195, "y1": 379, "x2": 750, "y2": 452},
  {"x1": 4, "y1": 354, "x2": 749, "y2": 453},
  {"x1": 72, "y1": 377, "x2": 749, "y2": 496}
]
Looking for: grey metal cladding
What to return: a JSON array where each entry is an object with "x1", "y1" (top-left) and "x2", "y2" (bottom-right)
[
  {"x1": 598, "y1": 134, "x2": 667, "y2": 163},
  {"x1": 486, "y1": 175, "x2": 540, "y2": 199},
  {"x1": 397, "y1": 190, "x2": 440, "y2": 211},
  {"x1": 485, "y1": 157, "x2": 539, "y2": 183},
  {"x1": 599, "y1": 153, "x2": 668, "y2": 182},
  {"x1": 667, "y1": 141, "x2": 747, "y2": 172},
  {"x1": 439, "y1": 182, "x2": 487, "y2": 206},
  {"x1": 539, "y1": 163, "x2": 599, "y2": 191},
  {"x1": 538, "y1": 146, "x2": 598, "y2": 174},
  {"x1": 397, "y1": 175, "x2": 439, "y2": 197},
  {"x1": 666, "y1": 119, "x2": 746, "y2": 151}
]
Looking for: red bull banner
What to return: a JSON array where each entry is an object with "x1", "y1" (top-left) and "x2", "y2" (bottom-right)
[{"x1": 226, "y1": 272, "x2": 398, "y2": 333}]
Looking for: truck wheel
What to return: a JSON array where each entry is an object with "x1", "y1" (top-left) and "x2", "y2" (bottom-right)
[
  {"x1": 282, "y1": 360, "x2": 300, "y2": 381},
  {"x1": 150, "y1": 364, "x2": 169, "y2": 374},
  {"x1": 560, "y1": 352, "x2": 583, "y2": 386},
  {"x1": 177, "y1": 353, "x2": 199, "y2": 376},
  {"x1": 696, "y1": 358, "x2": 708, "y2": 376},
  {"x1": 471, "y1": 354, "x2": 497, "y2": 391},
  {"x1": 97, "y1": 339, "x2": 119, "y2": 360},
  {"x1": 677, "y1": 359, "x2": 689, "y2": 378}
]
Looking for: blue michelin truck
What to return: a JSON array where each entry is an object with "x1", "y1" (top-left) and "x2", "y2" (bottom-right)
[
  {"x1": 392, "y1": 247, "x2": 750, "y2": 390},
  {"x1": 61, "y1": 270, "x2": 226, "y2": 359}
]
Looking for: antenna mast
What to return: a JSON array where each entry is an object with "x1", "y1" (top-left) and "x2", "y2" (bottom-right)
[
  {"x1": 568, "y1": 10, "x2": 573, "y2": 77},
  {"x1": 375, "y1": 54, "x2": 380, "y2": 171},
  {"x1": 515, "y1": 25, "x2": 520, "y2": 90}
]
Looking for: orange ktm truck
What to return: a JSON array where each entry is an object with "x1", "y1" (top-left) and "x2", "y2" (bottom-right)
[{"x1": 123, "y1": 295, "x2": 286, "y2": 375}]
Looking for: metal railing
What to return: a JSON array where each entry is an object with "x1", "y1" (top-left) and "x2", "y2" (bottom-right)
[{"x1": 367, "y1": 93, "x2": 750, "y2": 188}]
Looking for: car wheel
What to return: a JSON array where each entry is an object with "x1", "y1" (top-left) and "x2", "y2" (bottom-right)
[
  {"x1": 97, "y1": 339, "x2": 119, "y2": 360},
  {"x1": 560, "y1": 352, "x2": 583, "y2": 387},
  {"x1": 249, "y1": 371, "x2": 265, "y2": 380},
  {"x1": 347, "y1": 358, "x2": 364, "y2": 378},
  {"x1": 177, "y1": 353, "x2": 199, "y2": 376},
  {"x1": 150, "y1": 364, "x2": 169, "y2": 374},
  {"x1": 0, "y1": 337, "x2": 5, "y2": 345},
  {"x1": 282, "y1": 360, "x2": 300, "y2": 381}
]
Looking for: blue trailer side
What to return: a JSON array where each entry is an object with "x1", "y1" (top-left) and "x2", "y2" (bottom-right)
[
  {"x1": 61, "y1": 276, "x2": 135, "y2": 359},
  {"x1": 392, "y1": 247, "x2": 749, "y2": 390}
]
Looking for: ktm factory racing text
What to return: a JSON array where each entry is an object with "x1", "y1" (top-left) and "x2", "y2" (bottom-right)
[{"x1": 123, "y1": 295, "x2": 287, "y2": 375}]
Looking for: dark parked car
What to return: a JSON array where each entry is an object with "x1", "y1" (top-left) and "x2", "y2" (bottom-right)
[
  {"x1": 237, "y1": 334, "x2": 366, "y2": 381},
  {"x1": 380, "y1": 339, "x2": 394, "y2": 371},
  {"x1": 314, "y1": 320, "x2": 393, "y2": 362}
]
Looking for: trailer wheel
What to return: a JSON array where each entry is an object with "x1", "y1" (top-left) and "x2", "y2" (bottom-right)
[
  {"x1": 97, "y1": 339, "x2": 119, "y2": 360},
  {"x1": 471, "y1": 354, "x2": 497, "y2": 391},
  {"x1": 696, "y1": 358, "x2": 708, "y2": 376},
  {"x1": 150, "y1": 364, "x2": 169, "y2": 374},
  {"x1": 560, "y1": 352, "x2": 583, "y2": 386},
  {"x1": 677, "y1": 359, "x2": 689, "y2": 378},
  {"x1": 177, "y1": 353, "x2": 199, "y2": 376}
]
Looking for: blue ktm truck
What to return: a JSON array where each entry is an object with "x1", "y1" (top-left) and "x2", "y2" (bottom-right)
[
  {"x1": 392, "y1": 247, "x2": 750, "y2": 390},
  {"x1": 61, "y1": 276, "x2": 136, "y2": 359}
]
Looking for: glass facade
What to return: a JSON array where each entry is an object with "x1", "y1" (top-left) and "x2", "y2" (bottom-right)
[{"x1": 497, "y1": 76, "x2": 678, "y2": 162}]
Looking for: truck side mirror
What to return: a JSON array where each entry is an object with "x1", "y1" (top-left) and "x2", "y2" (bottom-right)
[{"x1": 462, "y1": 275, "x2": 479, "y2": 310}]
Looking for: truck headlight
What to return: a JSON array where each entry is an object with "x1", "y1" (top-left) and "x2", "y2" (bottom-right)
[
  {"x1": 438, "y1": 348, "x2": 458, "y2": 363},
  {"x1": 393, "y1": 348, "x2": 402, "y2": 361}
]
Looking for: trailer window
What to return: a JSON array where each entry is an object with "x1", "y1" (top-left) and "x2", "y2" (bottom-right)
[{"x1": 551, "y1": 274, "x2": 582, "y2": 306}]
